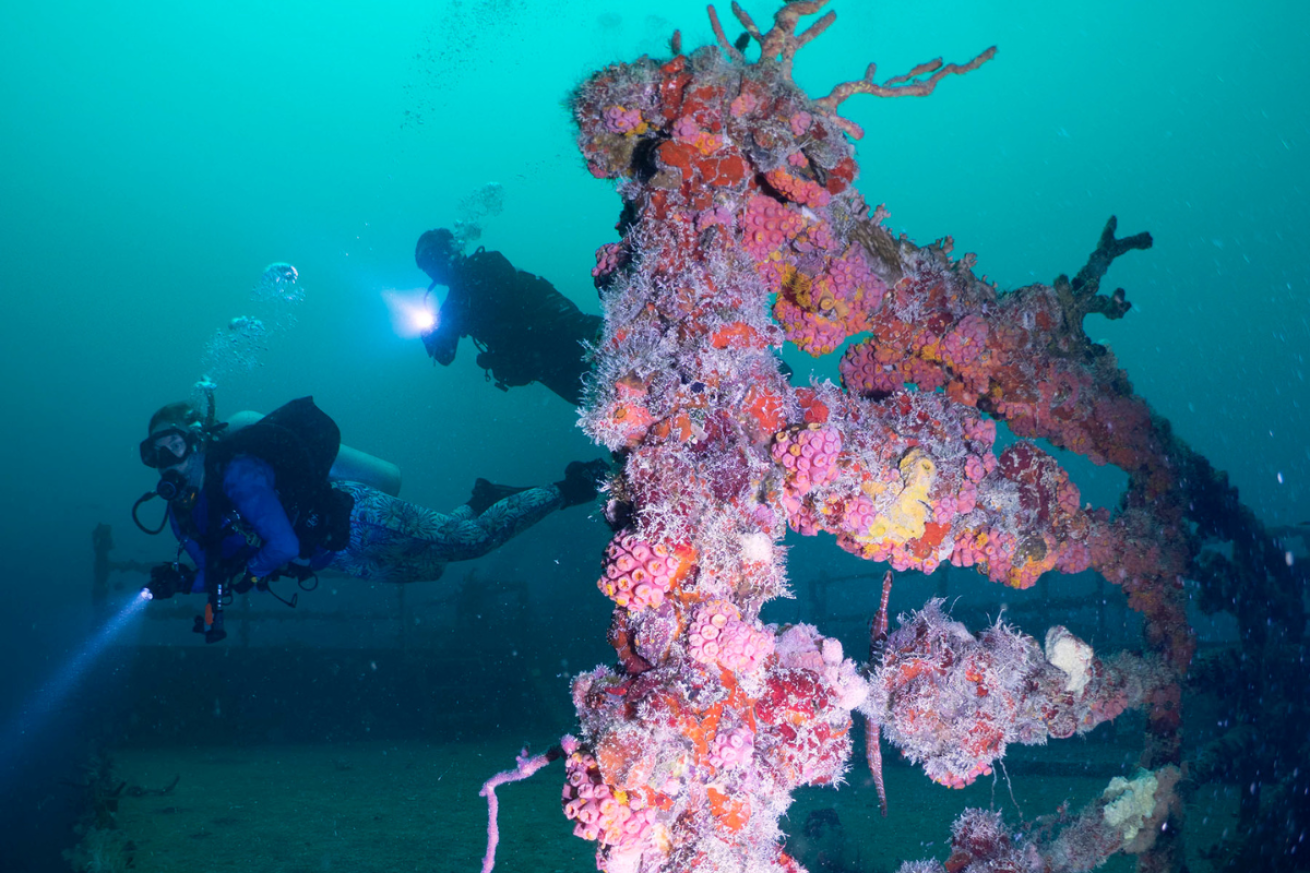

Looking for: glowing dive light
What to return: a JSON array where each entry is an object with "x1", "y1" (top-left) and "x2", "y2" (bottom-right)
[{"x1": 382, "y1": 288, "x2": 438, "y2": 338}]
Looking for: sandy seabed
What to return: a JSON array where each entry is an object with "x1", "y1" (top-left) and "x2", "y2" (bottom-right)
[{"x1": 101, "y1": 740, "x2": 1237, "y2": 873}]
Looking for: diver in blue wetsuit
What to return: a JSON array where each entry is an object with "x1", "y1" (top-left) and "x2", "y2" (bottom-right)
[{"x1": 137, "y1": 396, "x2": 606, "y2": 642}]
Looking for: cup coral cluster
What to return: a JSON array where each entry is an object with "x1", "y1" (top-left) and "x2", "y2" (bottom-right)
[
  {"x1": 599, "y1": 531, "x2": 687, "y2": 611},
  {"x1": 569, "y1": 623, "x2": 862, "y2": 873},
  {"x1": 687, "y1": 599, "x2": 774, "y2": 672},
  {"x1": 563, "y1": 744, "x2": 660, "y2": 859}
]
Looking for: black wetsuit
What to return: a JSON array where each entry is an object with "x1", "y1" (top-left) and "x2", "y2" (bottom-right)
[{"x1": 421, "y1": 248, "x2": 601, "y2": 406}]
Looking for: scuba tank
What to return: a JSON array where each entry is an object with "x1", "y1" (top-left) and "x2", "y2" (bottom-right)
[{"x1": 227, "y1": 410, "x2": 401, "y2": 496}]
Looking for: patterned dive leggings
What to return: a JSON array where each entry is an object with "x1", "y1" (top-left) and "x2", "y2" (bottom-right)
[{"x1": 328, "y1": 481, "x2": 563, "y2": 584}]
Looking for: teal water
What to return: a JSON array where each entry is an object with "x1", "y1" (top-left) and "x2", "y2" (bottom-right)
[{"x1": 1, "y1": 0, "x2": 1306, "y2": 869}]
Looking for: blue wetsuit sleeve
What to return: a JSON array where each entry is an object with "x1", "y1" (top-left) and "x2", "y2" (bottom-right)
[
  {"x1": 224, "y1": 455, "x2": 300, "y2": 578},
  {"x1": 169, "y1": 508, "x2": 208, "y2": 593},
  {"x1": 183, "y1": 538, "x2": 207, "y2": 592}
]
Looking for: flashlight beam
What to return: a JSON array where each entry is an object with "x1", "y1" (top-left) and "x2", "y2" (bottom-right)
[{"x1": 1, "y1": 592, "x2": 150, "y2": 768}]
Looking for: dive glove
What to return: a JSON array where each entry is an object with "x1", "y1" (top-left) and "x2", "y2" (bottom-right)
[
  {"x1": 555, "y1": 459, "x2": 610, "y2": 508},
  {"x1": 146, "y1": 563, "x2": 197, "y2": 599}
]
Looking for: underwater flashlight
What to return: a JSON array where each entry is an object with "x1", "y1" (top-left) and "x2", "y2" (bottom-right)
[{"x1": 382, "y1": 287, "x2": 438, "y2": 338}]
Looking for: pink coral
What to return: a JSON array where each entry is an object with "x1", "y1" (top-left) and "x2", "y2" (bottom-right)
[
  {"x1": 729, "y1": 90, "x2": 758, "y2": 118},
  {"x1": 708, "y1": 725, "x2": 755, "y2": 770},
  {"x1": 740, "y1": 194, "x2": 805, "y2": 260},
  {"x1": 1057, "y1": 539, "x2": 1092, "y2": 574},
  {"x1": 942, "y1": 314, "x2": 989, "y2": 368},
  {"x1": 687, "y1": 599, "x2": 773, "y2": 673},
  {"x1": 964, "y1": 454, "x2": 987, "y2": 482},
  {"x1": 671, "y1": 114, "x2": 724, "y2": 155},
  {"x1": 956, "y1": 480, "x2": 978, "y2": 514},
  {"x1": 695, "y1": 205, "x2": 733, "y2": 231},
  {"x1": 1056, "y1": 478, "x2": 1081, "y2": 517},
  {"x1": 950, "y1": 530, "x2": 988, "y2": 569},
  {"x1": 765, "y1": 167, "x2": 831, "y2": 207},
  {"x1": 773, "y1": 245, "x2": 883, "y2": 355},
  {"x1": 598, "y1": 532, "x2": 682, "y2": 611},
  {"x1": 602, "y1": 105, "x2": 645, "y2": 135},
  {"x1": 827, "y1": 246, "x2": 882, "y2": 302},
  {"x1": 552, "y1": 7, "x2": 1192, "y2": 872},
  {"x1": 962, "y1": 416, "x2": 997, "y2": 449},
  {"x1": 592, "y1": 242, "x2": 624, "y2": 283},
  {"x1": 794, "y1": 220, "x2": 837, "y2": 254},
  {"x1": 771, "y1": 424, "x2": 842, "y2": 494},
  {"x1": 839, "y1": 342, "x2": 906, "y2": 396},
  {"x1": 562, "y1": 749, "x2": 656, "y2": 849}
]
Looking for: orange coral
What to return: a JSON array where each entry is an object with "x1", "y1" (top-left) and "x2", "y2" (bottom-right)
[{"x1": 708, "y1": 786, "x2": 751, "y2": 831}]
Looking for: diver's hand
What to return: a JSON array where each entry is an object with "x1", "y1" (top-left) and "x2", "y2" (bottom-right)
[
  {"x1": 279, "y1": 559, "x2": 317, "y2": 582},
  {"x1": 146, "y1": 563, "x2": 196, "y2": 599},
  {"x1": 556, "y1": 459, "x2": 610, "y2": 508},
  {"x1": 233, "y1": 571, "x2": 262, "y2": 594}
]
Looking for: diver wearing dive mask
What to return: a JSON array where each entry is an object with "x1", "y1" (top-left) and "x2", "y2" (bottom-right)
[
  {"x1": 134, "y1": 393, "x2": 607, "y2": 648},
  {"x1": 132, "y1": 406, "x2": 211, "y2": 540},
  {"x1": 134, "y1": 401, "x2": 230, "y2": 641}
]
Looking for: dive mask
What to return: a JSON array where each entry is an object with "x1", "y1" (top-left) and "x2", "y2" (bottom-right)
[{"x1": 139, "y1": 426, "x2": 196, "y2": 469}]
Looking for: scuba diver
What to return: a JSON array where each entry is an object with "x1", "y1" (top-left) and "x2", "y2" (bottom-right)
[
  {"x1": 415, "y1": 228, "x2": 603, "y2": 406},
  {"x1": 134, "y1": 393, "x2": 607, "y2": 643}
]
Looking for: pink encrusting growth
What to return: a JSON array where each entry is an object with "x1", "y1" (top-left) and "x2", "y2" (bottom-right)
[
  {"x1": 598, "y1": 530, "x2": 687, "y2": 611},
  {"x1": 562, "y1": 744, "x2": 659, "y2": 854},
  {"x1": 687, "y1": 599, "x2": 774, "y2": 672},
  {"x1": 708, "y1": 725, "x2": 756, "y2": 770},
  {"x1": 771, "y1": 423, "x2": 842, "y2": 516},
  {"x1": 602, "y1": 104, "x2": 646, "y2": 135},
  {"x1": 867, "y1": 601, "x2": 1172, "y2": 790},
  {"x1": 481, "y1": 2, "x2": 1204, "y2": 871},
  {"x1": 741, "y1": 194, "x2": 805, "y2": 260}
]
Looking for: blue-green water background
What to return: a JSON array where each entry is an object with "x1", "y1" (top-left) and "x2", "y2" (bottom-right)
[{"x1": 1, "y1": 0, "x2": 1307, "y2": 865}]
